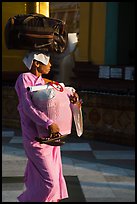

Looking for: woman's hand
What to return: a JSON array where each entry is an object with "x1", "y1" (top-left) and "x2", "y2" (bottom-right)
[
  {"x1": 69, "y1": 92, "x2": 79, "y2": 104},
  {"x1": 48, "y1": 123, "x2": 60, "y2": 138}
]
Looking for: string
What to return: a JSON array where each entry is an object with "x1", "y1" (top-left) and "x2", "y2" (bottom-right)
[{"x1": 49, "y1": 81, "x2": 64, "y2": 92}]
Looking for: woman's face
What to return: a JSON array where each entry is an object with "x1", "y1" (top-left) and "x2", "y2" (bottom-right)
[{"x1": 37, "y1": 61, "x2": 52, "y2": 75}]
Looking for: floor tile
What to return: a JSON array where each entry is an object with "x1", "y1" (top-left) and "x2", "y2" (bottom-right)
[
  {"x1": 93, "y1": 150, "x2": 135, "y2": 160},
  {"x1": 2, "y1": 128, "x2": 135, "y2": 203},
  {"x1": 61, "y1": 143, "x2": 92, "y2": 151},
  {"x1": 2, "y1": 190, "x2": 22, "y2": 202},
  {"x1": 2, "y1": 131, "x2": 15, "y2": 137},
  {"x1": 9, "y1": 136, "x2": 23, "y2": 143}
]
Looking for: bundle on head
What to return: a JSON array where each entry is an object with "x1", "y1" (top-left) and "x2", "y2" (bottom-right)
[{"x1": 5, "y1": 13, "x2": 68, "y2": 54}]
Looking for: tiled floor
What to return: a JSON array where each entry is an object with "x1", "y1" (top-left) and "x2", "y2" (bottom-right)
[{"x1": 2, "y1": 128, "x2": 135, "y2": 202}]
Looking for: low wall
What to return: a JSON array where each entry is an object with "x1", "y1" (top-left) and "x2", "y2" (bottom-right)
[
  {"x1": 2, "y1": 86, "x2": 21, "y2": 129},
  {"x1": 79, "y1": 91, "x2": 135, "y2": 146},
  {"x1": 2, "y1": 86, "x2": 135, "y2": 146}
]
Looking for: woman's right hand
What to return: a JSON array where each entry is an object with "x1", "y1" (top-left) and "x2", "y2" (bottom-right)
[{"x1": 48, "y1": 123, "x2": 60, "y2": 138}]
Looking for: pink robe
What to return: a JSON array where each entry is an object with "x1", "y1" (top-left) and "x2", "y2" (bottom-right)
[{"x1": 15, "y1": 72, "x2": 71, "y2": 202}]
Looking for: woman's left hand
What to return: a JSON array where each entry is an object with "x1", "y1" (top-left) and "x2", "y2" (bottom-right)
[{"x1": 69, "y1": 92, "x2": 79, "y2": 104}]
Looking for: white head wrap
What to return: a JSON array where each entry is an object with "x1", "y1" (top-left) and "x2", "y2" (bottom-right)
[{"x1": 23, "y1": 51, "x2": 50, "y2": 70}]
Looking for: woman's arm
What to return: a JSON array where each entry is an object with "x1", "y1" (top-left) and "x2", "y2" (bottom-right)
[{"x1": 15, "y1": 74, "x2": 54, "y2": 129}]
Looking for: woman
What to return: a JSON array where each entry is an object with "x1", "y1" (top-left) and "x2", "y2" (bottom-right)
[{"x1": 15, "y1": 51, "x2": 78, "y2": 202}]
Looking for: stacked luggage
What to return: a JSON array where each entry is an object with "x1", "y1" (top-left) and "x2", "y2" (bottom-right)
[{"x1": 4, "y1": 13, "x2": 68, "y2": 54}]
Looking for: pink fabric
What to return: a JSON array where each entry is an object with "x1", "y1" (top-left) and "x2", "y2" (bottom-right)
[
  {"x1": 15, "y1": 72, "x2": 70, "y2": 202},
  {"x1": 31, "y1": 83, "x2": 73, "y2": 138}
]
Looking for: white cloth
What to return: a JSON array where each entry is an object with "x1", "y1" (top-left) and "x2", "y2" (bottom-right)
[{"x1": 23, "y1": 51, "x2": 50, "y2": 70}]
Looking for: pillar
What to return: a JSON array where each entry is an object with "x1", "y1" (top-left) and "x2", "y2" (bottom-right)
[
  {"x1": 78, "y1": 3, "x2": 90, "y2": 61},
  {"x1": 2, "y1": 2, "x2": 27, "y2": 73},
  {"x1": 105, "y1": 2, "x2": 119, "y2": 65},
  {"x1": 89, "y1": 2, "x2": 106, "y2": 64},
  {"x1": 78, "y1": 2, "x2": 106, "y2": 64},
  {"x1": 26, "y1": 2, "x2": 49, "y2": 17}
]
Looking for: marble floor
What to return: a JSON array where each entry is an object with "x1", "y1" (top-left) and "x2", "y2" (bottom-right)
[{"x1": 2, "y1": 128, "x2": 135, "y2": 202}]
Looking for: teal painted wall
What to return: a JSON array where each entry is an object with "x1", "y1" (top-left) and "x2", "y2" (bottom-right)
[{"x1": 105, "y1": 2, "x2": 119, "y2": 65}]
